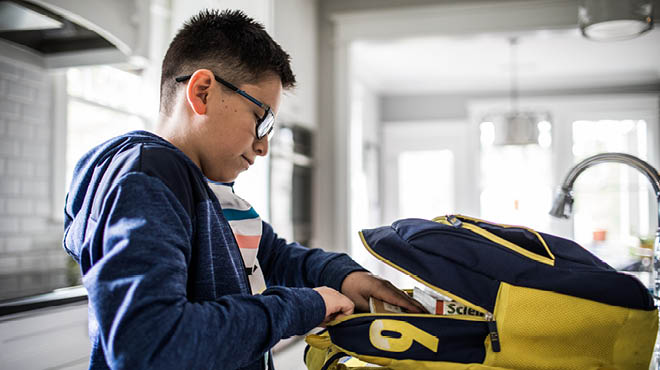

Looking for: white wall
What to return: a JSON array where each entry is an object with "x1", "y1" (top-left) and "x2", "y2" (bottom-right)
[
  {"x1": 380, "y1": 86, "x2": 660, "y2": 123},
  {"x1": 170, "y1": 0, "x2": 273, "y2": 39},
  {"x1": 348, "y1": 83, "x2": 381, "y2": 267},
  {"x1": 0, "y1": 46, "x2": 69, "y2": 300}
]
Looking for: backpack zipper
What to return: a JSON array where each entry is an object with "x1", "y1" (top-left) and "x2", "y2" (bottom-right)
[
  {"x1": 484, "y1": 312, "x2": 501, "y2": 352},
  {"x1": 427, "y1": 286, "x2": 501, "y2": 352},
  {"x1": 437, "y1": 214, "x2": 555, "y2": 266},
  {"x1": 447, "y1": 214, "x2": 463, "y2": 228}
]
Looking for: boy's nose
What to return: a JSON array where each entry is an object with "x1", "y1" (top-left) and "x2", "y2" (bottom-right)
[{"x1": 254, "y1": 136, "x2": 269, "y2": 156}]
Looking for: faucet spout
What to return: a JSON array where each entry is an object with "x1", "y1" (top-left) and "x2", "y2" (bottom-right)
[
  {"x1": 549, "y1": 190, "x2": 573, "y2": 219},
  {"x1": 551, "y1": 152, "x2": 660, "y2": 219}
]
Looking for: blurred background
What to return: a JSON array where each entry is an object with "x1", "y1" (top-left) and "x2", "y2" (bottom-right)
[{"x1": 0, "y1": 0, "x2": 658, "y2": 369}]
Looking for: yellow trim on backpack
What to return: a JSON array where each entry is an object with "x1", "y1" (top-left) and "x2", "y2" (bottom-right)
[
  {"x1": 358, "y1": 231, "x2": 490, "y2": 316},
  {"x1": 327, "y1": 311, "x2": 489, "y2": 326},
  {"x1": 433, "y1": 215, "x2": 555, "y2": 266},
  {"x1": 456, "y1": 215, "x2": 555, "y2": 262}
]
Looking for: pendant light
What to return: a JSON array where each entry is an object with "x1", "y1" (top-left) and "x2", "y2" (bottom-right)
[
  {"x1": 579, "y1": 0, "x2": 654, "y2": 41},
  {"x1": 480, "y1": 37, "x2": 551, "y2": 147}
]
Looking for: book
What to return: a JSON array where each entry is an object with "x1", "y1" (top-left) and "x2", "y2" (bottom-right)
[
  {"x1": 436, "y1": 300, "x2": 484, "y2": 317},
  {"x1": 412, "y1": 286, "x2": 484, "y2": 317}
]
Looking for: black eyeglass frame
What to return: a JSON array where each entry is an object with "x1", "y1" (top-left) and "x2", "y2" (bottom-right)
[{"x1": 175, "y1": 73, "x2": 275, "y2": 139}]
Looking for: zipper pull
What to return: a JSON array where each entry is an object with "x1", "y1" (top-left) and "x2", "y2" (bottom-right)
[
  {"x1": 485, "y1": 313, "x2": 501, "y2": 352},
  {"x1": 447, "y1": 215, "x2": 462, "y2": 228}
]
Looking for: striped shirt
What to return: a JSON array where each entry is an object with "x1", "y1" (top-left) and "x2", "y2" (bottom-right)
[{"x1": 208, "y1": 180, "x2": 267, "y2": 294}]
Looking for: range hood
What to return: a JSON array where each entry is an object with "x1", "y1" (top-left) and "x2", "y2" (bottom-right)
[{"x1": 0, "y1": 0, "x2": 150, "y2": 69}]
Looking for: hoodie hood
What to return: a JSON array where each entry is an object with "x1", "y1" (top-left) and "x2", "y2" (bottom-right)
[{"x1": 62, "y1": 130, "x2": 193, "y2": 263}]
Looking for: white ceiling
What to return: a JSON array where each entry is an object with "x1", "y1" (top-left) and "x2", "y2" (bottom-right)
[{"x1": 351, "y1": 27, "x2": 660, "y2": 94}]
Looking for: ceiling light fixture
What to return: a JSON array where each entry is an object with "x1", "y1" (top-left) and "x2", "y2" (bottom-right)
[
  {"x1": 578, "y1": 0, "x2": 654, "y2": 41},
  {"x1": 480, "y1": 37, "x2": 551, "y2": 147}
]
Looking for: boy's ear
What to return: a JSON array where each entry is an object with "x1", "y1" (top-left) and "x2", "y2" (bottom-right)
[{"x1": 185, "y1": 69, "x2": 213, "y2": 115}]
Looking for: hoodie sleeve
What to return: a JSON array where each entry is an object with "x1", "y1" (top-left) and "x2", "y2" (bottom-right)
[
  {"x1": 84, "y1": 172, "x2": 325, "y2": 370},
  {"x1": 257, "y1": 222, "x2": 367, "y2": 291}
]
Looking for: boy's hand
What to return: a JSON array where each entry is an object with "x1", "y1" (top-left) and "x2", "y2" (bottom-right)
[
  {"x1": 340, "y1": 271, "x2": 427, "y2": 313},
  {"x1": 313, "y1": 286, "x2": 355, "y2": 327}
]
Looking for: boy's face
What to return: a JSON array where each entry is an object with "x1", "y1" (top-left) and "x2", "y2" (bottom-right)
[{"x1": 194, "y1": 72, "x2": 282, "y2": 182}]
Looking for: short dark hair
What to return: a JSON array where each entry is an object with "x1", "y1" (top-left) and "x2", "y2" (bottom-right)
[{"x1": 159, "y1": 9, "x2": 296, "y2": 115}]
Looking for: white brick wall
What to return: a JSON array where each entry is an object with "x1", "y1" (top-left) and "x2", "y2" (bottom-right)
[{"x1": 0, "y1": 56, "x2": 69, "y2": 300}]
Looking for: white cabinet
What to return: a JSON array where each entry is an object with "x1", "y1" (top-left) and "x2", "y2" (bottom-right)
[
  {"x1": 34, "y1": 0, "x2": 152, "y2": 68},
  {"x1": 0, "y1": 302, "x2": 90, "y2": 370},
  {"x1": 272, "y1": 0, "x2": 318, "y2": 129}
]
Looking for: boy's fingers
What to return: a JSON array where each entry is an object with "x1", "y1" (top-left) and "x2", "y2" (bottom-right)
[
  {"x1": 370, "y1": 279, "x2": 427, "y2": 314},
  {"x1": 396, "y1": 289, "x2": 427, "y2": 313},
  {"x1": 400, "y1": 295, "x2": 428, "y2": 314},
  {"x1": 381, "y1": 287, "x2": 426, "y2": 313},
  {"x1": 352, "y1": 295, "x2": 369, "y2": 311},
  {"x1": 341, "y1": 272, "x2": 428, "y2": 314},
  {"x1": 314, "y1": 286, "x2": 355, "y2": 324}
]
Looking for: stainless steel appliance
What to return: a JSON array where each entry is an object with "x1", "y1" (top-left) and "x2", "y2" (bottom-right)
[{"x1": 269, "y1": 125, "x2": 313, "y2": 246}]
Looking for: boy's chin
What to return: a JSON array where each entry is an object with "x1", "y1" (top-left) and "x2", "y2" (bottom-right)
[
  {"x1": 207, "y1": 165, "x2": 248, "y2": 183},
  {"x1": 207, "y1": 172, "x2": 238, "y2": 184}
]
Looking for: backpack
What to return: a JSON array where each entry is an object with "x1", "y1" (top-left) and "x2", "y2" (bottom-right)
[{"x1": 304, "y1": 215, "x2": 658, "y2": 370}]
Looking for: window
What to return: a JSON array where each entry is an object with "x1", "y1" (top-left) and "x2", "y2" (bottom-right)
[{"x1": 65, "y1": 66, "x2": 150, "y2": 194}]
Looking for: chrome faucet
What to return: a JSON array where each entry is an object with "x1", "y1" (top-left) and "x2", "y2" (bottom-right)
[{"x1": 549, "y1": 152, "x2": 660, "y2": 298}]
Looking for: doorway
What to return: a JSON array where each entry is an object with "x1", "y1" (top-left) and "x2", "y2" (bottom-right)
[{"x1": 382, "y1": 120, "x2": 476, "y2": 224}]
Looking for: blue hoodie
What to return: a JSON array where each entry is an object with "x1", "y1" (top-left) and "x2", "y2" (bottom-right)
[{"x1": 63, "y1": 131, "x2": 365, "y2": 370}]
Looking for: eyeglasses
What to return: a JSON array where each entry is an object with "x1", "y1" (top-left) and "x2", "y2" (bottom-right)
[{"x1": 175, "y1": 73, "x2": 275, "y2": 139}]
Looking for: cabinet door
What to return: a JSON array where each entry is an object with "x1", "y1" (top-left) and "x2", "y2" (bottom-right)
[{"x1": 0, "y1": 302, "x2": 90, "y2": 369}]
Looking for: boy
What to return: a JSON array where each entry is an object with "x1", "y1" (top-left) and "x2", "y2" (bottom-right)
[{"x1": 63, "y1": 9, "x2": 423, "y2": 370}]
